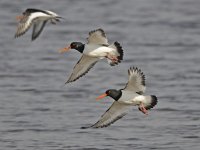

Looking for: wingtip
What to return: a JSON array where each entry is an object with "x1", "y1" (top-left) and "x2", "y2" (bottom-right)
[
  {"x1": 80, "y1": 126, "x2": 91, "y2": 129},
  {"x1": 128, "y1": 66, "x2": 145, "y2": 86},
  {"x1": 65, "y1": 78, "x2": 78, "y2": 84},
  {"x1": 31, "y1": 37, "x2": 37, "y2": 41},
  {"x1": 31, "y1": 32, "x2": 40, "y2": 41},
  {"x1": 65, "y1": 79, "x2": 71, "y2": 84},
  {"x1": 89, "y1": 28, "x2": 106, "y2": 38},
  {"x1": 57, "y1": 16, "x2": 66, "y2": 20},
  {"x1": 65, "y1": 78, "x2": 77, "y2": 84}
]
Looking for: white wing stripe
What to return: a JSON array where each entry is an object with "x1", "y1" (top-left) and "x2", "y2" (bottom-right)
[
  {"x1": 87, "y1": 28, "x2": 109, "y2": 45},
  {"x1": 124, "y1": 67, "x2": 146, "y2": 93},
  {"x1": 84, "y1": 102, "x2": 130, "y2": 128}
]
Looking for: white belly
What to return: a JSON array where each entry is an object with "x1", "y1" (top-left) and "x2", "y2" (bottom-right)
[
  {"x1": 119, "y1": 90, "x2": 148, "y2": 106},
  {"x1": 84, "y1": 44, "x2": 114, "y2": 57}
]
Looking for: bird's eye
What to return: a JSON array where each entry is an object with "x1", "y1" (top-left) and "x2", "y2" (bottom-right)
[{"x1": 71, "y1": 44, "x2": 75, "y2": 48}]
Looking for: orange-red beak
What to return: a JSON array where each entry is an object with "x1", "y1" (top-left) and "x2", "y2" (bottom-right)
[
  {"x1": 59, "y1": 46, "x2": 71, "y2": 53},
  {"x1": 96, "y1": 93, "x2": 107, "y2": 100},
  {"x1": 16, "y1": 15, "x2": 24, "y2": 21}
]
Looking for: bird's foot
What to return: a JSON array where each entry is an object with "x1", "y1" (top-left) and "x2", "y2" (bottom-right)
[
  {"x1": 139, "y1": 103, "x2": 148, "y2": 115},
  {"x1": 106, "y1": 54, "x2": 118, "y2": 63}
]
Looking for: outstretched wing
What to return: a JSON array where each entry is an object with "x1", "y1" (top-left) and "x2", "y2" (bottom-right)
[
  {"x1": 123, "y1": 67, "x2": 146, "y2": 94},
  {"x1": 15, "y1": 13, "x2": 33, "y2": 38},
  {"x1": 82, "y1": 102, "x2": 130, "y2": 129},
  {"x1": 66, "y1": 55, "x2": 99, "y2": 83},
  {"x1": 87, "y1": 28, "x2": 109, "y2": 45},
  {"x1": 32, "y1": 20, "x2": 47, "y2": 41},
  {"x1": 15, "y1": 11, "x2": 51, "y2": 39}
]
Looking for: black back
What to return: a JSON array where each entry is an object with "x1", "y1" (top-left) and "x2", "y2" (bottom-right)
[{"x1": 24, "y1": 8, "x2": 49, "y2": 15}]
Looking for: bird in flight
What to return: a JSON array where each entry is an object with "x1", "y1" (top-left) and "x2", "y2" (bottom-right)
[
  {"x1": 15, "y1": 8, "x2": 62, "y2": 41},
  {"x1": 59, "y1": 28, "x2": 124, "y2": 83},
  {"x1": 82, "y1": 67, "x2": 158, "y2": 128}
]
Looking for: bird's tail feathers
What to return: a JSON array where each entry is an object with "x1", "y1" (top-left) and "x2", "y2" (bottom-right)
[{"x1": 142, "y1": 95, "x2": 158, "y2": 110}]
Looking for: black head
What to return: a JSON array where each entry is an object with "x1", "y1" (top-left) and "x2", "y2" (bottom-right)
[
  {"x1": 106, "y1": 89, "x2": 122, "y2": 101},
  {"x1": 24, "y1": 8, "x2": 42, "y2": 14},
  {"x1": 70, "y1": 42, "x2": 84, "y2": 53}
]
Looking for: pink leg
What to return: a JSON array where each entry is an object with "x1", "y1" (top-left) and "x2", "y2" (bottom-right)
[
  {"x1": 106, "y1": 53, "x2": 118, "y2": 63},
  {"x1": 139, "y1": 103, "x2": 148, "y2": 115}
]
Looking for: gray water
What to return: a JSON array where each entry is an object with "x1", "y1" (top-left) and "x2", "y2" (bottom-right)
[{"x1": 0, "y1": 0, "x2": 200, "y2": 149}]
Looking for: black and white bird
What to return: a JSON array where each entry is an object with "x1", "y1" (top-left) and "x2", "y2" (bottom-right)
[
  {"x1": 82, "y1": 67, "x2": 158, "y2": 129},
  {"x1": 15, "y1": 8, "x2": 62, "y2": 41},
  {"x1": 59, "y1": 28, "x2": 123, "y2": 83}
]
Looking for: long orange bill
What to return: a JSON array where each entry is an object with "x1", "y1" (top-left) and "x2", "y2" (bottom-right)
[
  {"x1": 16, "y1": 15, "x2": 24, "y2": 21},
  {"x1": 58, "y1": 46, "x2": 71, "y2": 53},
  {"x1": 96, "y1": 93, "x2": 107, "y2": 100}
]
